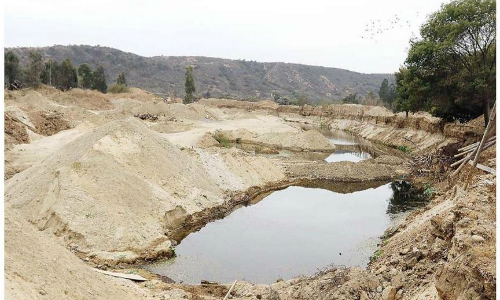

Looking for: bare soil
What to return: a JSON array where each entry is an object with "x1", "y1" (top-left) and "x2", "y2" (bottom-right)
[{"x1": 4, "y1": 87, "x2": 495, "y2": 300}]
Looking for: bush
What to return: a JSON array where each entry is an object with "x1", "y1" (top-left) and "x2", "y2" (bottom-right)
[
  {"x1": 213, "y1": 131, "x2": 232, "y2": 148},
  {"x1": 397, "y1": 145, "x2": 410, "y2": 153},
  {"x1": 108, "y1": 83, "x2": 129, "y2": 93}
]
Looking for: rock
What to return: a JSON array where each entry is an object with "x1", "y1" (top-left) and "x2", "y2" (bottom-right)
[
  {"x1": 391, "y1": 274, "x2": 404, "y2": 289},
  {"x1": 400, "y1": 248, "x2": 410, "y2": 255},
  {"x1": 360, "y1": 291, "x2": 370, "y2": 300},
  {"x1": 395, "y1": 290, "x2": 403, "y2": 300},
  {"x1": 376, "y1": 266, "x2": 388, "y2": 274},
  {"x1": 389, "y1": 268, "x2": 398, "y2": 276},
  {"x1": 377, "y1": 286, "x2": 383, "y2": 293},
  {"x1": 382, "y1": 286, "x2": 397, "y2": 300},
  {"x1": 471, "y1": 235, "x2": 485, "y2": 242},
  {"x1": 389, "y1": 258, "x2": 399, "y2": 265}
]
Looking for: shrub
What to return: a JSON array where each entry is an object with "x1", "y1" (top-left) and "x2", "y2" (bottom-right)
[
  {"x1": 397, "y1": 145, "x2": 410, "y2": 153},
  {"x1": 108, "y1": 83, "x2": 129, "y2": 93},
  {"x1": 213, "y1": 131, "x2": 231, "y2": 148}
]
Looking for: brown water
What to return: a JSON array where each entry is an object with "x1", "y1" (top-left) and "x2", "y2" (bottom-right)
[{"x1": 145, "y1": 181, "x2": 427, "y2": 284}]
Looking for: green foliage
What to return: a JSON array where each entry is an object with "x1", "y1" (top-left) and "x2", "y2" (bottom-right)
[
  {"x1": 108, "y1": 83, "x2": 129, "y2": 93},
  {"x1": 272, "y1": 92, "x2": 281, "y2": 102},
  {"x1": 42, "y1": 59, "x2": 57, "y2": 87},
  {"x1": 423, "y1": 183, "x2": 436, "y2": 199},
  {"x1": 26, "y1": 52, "x2": 44, "y2": 88},
  {"x1": 296, "y1": 94, "x2": 309, "y2": 107},
  {"x1": 92, "y1": 65, "x2": 107, "y2": 93},
  {"x1": 397, "y1": 145, "x2": 410, "y2": 153},
  {"x1": 116, "y1": 72, "x2": 127, "y2": 86},
  {"x1": 59, "y1": 59, "x2": 78, "y2": 90},
  {"x1": 184, "y1": 66, "x2": 196, "y2": 104},
  {"x1": 379, "y1": 79, "x2": 397, "y2": 107},
  {"x1": 342, "y1": 93, "x2": 358, "y2": 104},
  {"x1": 78, "y1": 64, "x2": 93, "y2": 89},
  {"x1": 370, "y1": 249, "x2": 383, "y2": 262},
  {"x1": 379, "y1": 79, "x2": 389, "y2": 103},
  {"x1": 4, "y1": 51, "x2": 20, "y2": 87},
  {"x1": 213, "y1": 131, "x2": 231, "y2": 148},
  {"x1": 395, "y1": 0, "x2": 496, "y2": 125}
]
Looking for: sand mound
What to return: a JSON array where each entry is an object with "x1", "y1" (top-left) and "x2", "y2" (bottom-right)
[
  {"x1": 5, "y1": 210, "x2": 150, "y2": 300},
  {"x1": 6, "y1": 118, "x2": 221, "y2": 258},
  {"x1": 6, "y1": 118, "x2": 285, "y2": 262}
]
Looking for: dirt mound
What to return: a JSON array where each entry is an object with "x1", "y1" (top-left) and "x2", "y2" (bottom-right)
[
  {"x1": 6, "y1": 119, "x2": 219, "y2": 260},
  {"x1": 5, "y1": 113, "x2": 30, "y2": 146},
  {"x1": 35, "y1": 86, "x2": 115, "y2": 110},
  {"x1": 28, "y1": 111, "x2": 71, "y2": 136},
  {"x1": 5, "y1": 209, "x2": 151, "y2": 300},
  {"x1": 5, "y1": 118, "x2": 286, "y2": 264}
]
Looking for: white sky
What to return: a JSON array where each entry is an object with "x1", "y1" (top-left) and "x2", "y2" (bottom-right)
[{"x1": 5, "y1": 0, "x2": 447, "y2": 73}]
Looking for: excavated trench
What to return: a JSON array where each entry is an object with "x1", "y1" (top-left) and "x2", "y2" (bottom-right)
[
  {"x1": 145, "y1": 180, "x2": 429, "y2": 284},
  {"x1": 142, "y1": 130, "x2": 427, "y2": 284}
]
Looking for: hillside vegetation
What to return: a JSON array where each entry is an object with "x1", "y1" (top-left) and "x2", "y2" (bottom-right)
[{"x1": 6, "y1": 45, "x2": 393, "y2": 103}]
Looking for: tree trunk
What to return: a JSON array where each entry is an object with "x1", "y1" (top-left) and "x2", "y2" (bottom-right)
[{"x1": 483, "y1": 98, "x2": 491, "y2": 127}]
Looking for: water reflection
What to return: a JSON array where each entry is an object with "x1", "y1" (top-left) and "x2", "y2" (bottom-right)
[
  {"x1": 387, "y1": 181, "x2": 429, "y2": 214},
  {"x1": 145, "y1": 181, "x2": 428, "y2": 285},
  {"x1": 325, "y1": 150, "x2": 372, "y2": 163}
]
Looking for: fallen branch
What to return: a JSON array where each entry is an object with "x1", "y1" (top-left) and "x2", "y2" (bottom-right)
[
  {"x1": 451, "y1": 141, "x2": 495, "y2": 167},
  {"x1": 458, "y1": 136, "x2": 495, "y2": 152},
  {"x1": 223, "y1": 280, "x2": 237, "y2": 300},
  {"x1": 454, "y1": 140, "x2": 496, "y2": 158},
  {"x1": 468, "y1": 161, "x2": 496, "y2": 174}
]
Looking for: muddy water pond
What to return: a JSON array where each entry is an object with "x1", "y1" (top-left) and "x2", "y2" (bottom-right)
[{"x1": 145, "y1": 181, "x2": 428, "y2": 284}]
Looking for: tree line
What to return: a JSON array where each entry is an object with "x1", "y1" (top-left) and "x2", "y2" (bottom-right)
[
  {"x1": 363, "y1": 0, "x2": 496, "y2": 126},
  {"x1": 390, "y1": 0, "x2": 495, "y2": 126},
  {"x1": 4, "y1": 51, "x2": 129, "y2": 94}
]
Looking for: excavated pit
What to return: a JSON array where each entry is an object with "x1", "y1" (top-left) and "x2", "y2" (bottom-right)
[{"x1": 144, "y1": 180, "x2": 429, "y2": 284}]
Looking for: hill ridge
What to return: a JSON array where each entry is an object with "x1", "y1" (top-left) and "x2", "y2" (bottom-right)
[{"x1": 7, "y1": 45, "x2": 394, "y2": 102}]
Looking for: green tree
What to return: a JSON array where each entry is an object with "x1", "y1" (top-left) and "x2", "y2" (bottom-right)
[
  {"x1": 388, "y1": 83, "x2": 397, "y2": 105},
  {"x1": 395, "y1": 0, "x2": 496, "y2": 125},
  {"x1": 184, "y1": 66, "x2": 196, "y2": 104},
  {"x1": 42, "y1": 59, "x2": 59, "y2": 87},
  {"x1": 393, "y1": 68, "x2": 421, "y2": 117},
  {"x1": 116, "y1": 72, "x2": 127, "y2": 86},
  {"x1": 26, "y1": 52, "x2": 44, "y2": 88},
  {"x1": 78, "y1": 64, "x2": 93, "y2": 89},
  {"x1": 342, "y1": 93, "x2": 358, "y2": 104},
  {"x1": 59, "y1": 59, "x2": 78, "y2": 90},
  {"x1": 296, "y1": 94, "x2": 309, "y2": 107},
  {"x1": 4, "y1": 51, "x2": 20, "y2": 88},
  {"x1": 378, "y1": 79, "x2": 390, "y2": 104},
  {"x1": 92, "y1": 65, "x2": 107, "y2": 93}
]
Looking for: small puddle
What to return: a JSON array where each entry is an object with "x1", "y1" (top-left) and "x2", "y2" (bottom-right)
[
  {"x1": 326, "y1": 130, "x2": 367, "y2": 146},
  {"x1": 145, "y1": 181, "x2": 428, "y2": 284},
  {"x1": 324, "y1": 130, "x2": 375, "y2": 163},
  {"x1": 325, "y1": 149, "x2": 372, "y2": 163}
]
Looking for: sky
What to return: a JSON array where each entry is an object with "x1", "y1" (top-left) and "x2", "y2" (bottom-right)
[{"x1": 5, "y1": 0, "x2": 447, "y2": 74}]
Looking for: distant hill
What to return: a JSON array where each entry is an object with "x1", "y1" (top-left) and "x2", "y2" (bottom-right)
[{"x1": 7, "y1": 45, "x2": 394, "y2": 103}]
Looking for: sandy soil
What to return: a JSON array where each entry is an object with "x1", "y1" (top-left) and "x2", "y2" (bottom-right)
[{"x1": 4, "y1": 87, "x2": 495, "y2": 300}]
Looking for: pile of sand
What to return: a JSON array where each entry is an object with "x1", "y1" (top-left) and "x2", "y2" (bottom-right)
[
  {"x1": 5, "y1": 210, "x2": 150, "y2": 300},
  {"x1": 5, "y1": 117, "x2": 285, "y2": 263}
]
